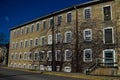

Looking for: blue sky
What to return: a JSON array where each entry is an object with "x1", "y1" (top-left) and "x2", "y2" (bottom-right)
[{"x1": 0, "y1": 0, "x2": 91, "y2": 41}]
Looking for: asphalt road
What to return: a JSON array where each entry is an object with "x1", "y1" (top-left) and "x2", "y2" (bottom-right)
[{"x1": 0, "y1": 67, "x2": 87, "y2": 80}]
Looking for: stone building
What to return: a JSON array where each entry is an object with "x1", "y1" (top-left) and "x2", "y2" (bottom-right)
[{"x1": 8, "y1": 0, "x2": 120, "y2": 75}]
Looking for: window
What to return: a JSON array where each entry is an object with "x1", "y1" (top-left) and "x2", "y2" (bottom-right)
[
  {"x1": 16, "y1": 42, "x2": 18, "y2": 48},
  {"x1": 103, "y1": 49, "x2": 115, "y2": 66},
  {"x1": 47, "y1": 51, "x2": 52, "y2": 61},
  {"x1": 56, "y1": 50, "x2": 61, "y2": 61},
  {"x1": 19, "y1": 53, "x2": 22, "y2": 60},
  {"x1": 40, "y1": 65, "x2": 44, "y2": 71},
  {"x1": 26, "y1": 26, "x2": 29, "y2": 34},
  {"x1": 83, "y1": 29, "x2": 92, "y2": 41},
  {"x1": 42, "y1": 20, "x2": 46, "y2": 30},
  {"x1": 56, "y1": 33, "x2": 61, "y2": 43},
  {"x1": 48, "y1": 35, "x2": 52, "y2": 45},
  {"x1": 21, "y1": 28, "x2": 24, "y2": 35},
  {"x1": 84, "y1": 49, "x2": 92, "y2": 62},
  {"x1": 66, "y1": 12, "x2": 72, "y2": 23},
  {"x1": 65, "y1": 31, "x2": 72, "y2": 43},
  {"x1": 64, "y1": 66, "x2": 71, "y2": 72},
  {"x1": 13, "y1": 30, "x2": 16, "y2": 37},
  {"x1": 103, "y1": 5, "x2": 112, "y2": 21},
  {"x1": 28, "y1": 52, "x2": 32, "y2": 60},
  {"x1": 31, "y1": 24, "x2": 34, "y2": 32},
  {"x1": 103, "y1": 27, "x2": 114, "y2": 44},
  {"x1": 34, "y1": 52, "x2": 38, "y2": 61},
  {"x1": 41, "y1": 36, "x2": 45, "y2": 46},
  {"x1": 50, "y1": 17, "x2": 54, "y2": 28},
  {"x1": 35, "y1": 38, "x2": 39, "y2": 46},
  {"x1": 57, "y1": 15, "x2": 62, "y2": 26},
  {"x1": 65, "y1": 50, "x2": 72, "y2": 61},
  {"x1": 36, "y1": 22, "x2": 39, "y2": 31},
  {"x1": 24, "y1": 52, "x2": 27, "y2": 60},
  {"x1": 20, "y1": 41, "x2": 23, "y2": 48},
  {"x1": 84, "y1": 7, "x2": 91, "y2": 19},
  {"x1": 24, "y1": 40, "x2": 28, "y2": 48},
  {"x1": 40, "y1": 51, "x2": 45, "y2": 61},
  {"x1": 29, "y1": 39, "x2": 33, "y2": 47},
  {"x1": 12, "y1": 42, "x2": 14, "y2": 49},
  {"x1": 16, "y1": 29, "x2": 20, "y2": 37},
  {"x1": 15, "y1": 53, "x2": 17, "y2": 60},
  {"x1": 11, "y1": 53, "x2": 13, "y2": 60}
]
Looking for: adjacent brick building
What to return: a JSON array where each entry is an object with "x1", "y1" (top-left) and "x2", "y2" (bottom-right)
[{"x1": 8, "y1": 0, "x2": 120, "y2": 75}]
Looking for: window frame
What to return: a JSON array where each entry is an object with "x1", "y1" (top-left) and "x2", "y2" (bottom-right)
[
  {"x1": 42, "y1": 20, "x2": 46, "y2": 30},
  {"x1": 36, "y1": 22, "x2": 40, "y2": 31},
  {"x1": 48, "y1": 35, "x2": 52, "y2": 45},
  {"x1": 57, "y1": 15, "x2": 62, "y2": 26},
  {"x1": 65, "y1": 49, "x2": 72, "y2": 61},
  {"x1": 56, "y1": 50, "x2": 61, "y2": 61},
  {"x1": 84, "y1": 7, "x2": 92, "y2": 19},
  {"x1": 40, "y1": 51, "x2": 45, "y2": 61},
  {"x1": 29, "y1": 39, "x2": 33, "y2": 47},
  {"x1": 83, "y1": 49, "x2": 92, "y2": 62},
  {"x1": 56, "y1": 33, "x2": 61, "y2": 43},
  {"x1": 30, "y1": 24, "x2": 34, "y2": 32},
  {"x1": 83, "y1": 29, "x2": 92, "y2": 41},
  {"x1": 34, "y1": 37, "x2": 39, "y2": 46},
  {"x1": 47, "y1": 51, "x2": 52, "y2": 61},
  {"x1": 66, "y1": 11, "x2": 72, "y2": 23},
  {"x1": 103, "y1": 27, "x2": 114, "y2": 44},
  {"x1": 103, "y1": 49, "x2": 115, "y2": 66},
  {"x1": 41, "y1": 36, "x2": 45, "y2": 46},
  {"x1": 65, "y1": 31, "x2": 72, "y2": 43},
  {"x1": 102, "y1": 5, "x2": 112, "y2": 21}
]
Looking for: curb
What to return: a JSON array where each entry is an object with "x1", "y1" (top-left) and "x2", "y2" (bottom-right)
[{"x1": 0, "y1": 66, "x2": 119, "y2": 80}]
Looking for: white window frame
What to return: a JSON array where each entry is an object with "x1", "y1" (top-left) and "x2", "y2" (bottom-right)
[
  {"x1": 66, "y1": 11, "x2": 72, "y2": 23},
  {"x1": 19, "y1": 52, "x2": 22, "y2": 60},
  {"x1": 12, "y1": 42, "x2": 14, "y2": 49},
  {"x1": 47, "y1": 51, "x2": 52, "y2": 61},
  {"x1": 21, "y1": 27, "x2": 24, "y2": 35},
  {"x1": 24, "y1": 39, "x2": 28, "y2": 48},
  {"x1": 34, "y1": 52, "x2": 39, "y2": 61},
  {"x1": 16, "y1": 42, "x2": 18, "y2": 48},
  {"x1": 56, "y1": 33, "x2": 61, "y2": 43},
  {"x1": 57, "y1": 15, "x2": 62, "y2": 25},
  {"x1": 34, "y1": 37, "x2": 39, "y2": 46},
  {"x1": 42, "y1": 20, "x2": 46, "y2": 30},
  {"x1": 65, "y1": 31, "x2": 72, "y2": 43},
  {"x1": 36, "y1": 22, "x2": 40, "y2": 31},
  {"x1": 24, "y1": 52, "x2": 27, "y2": 60},
  {"x1": 103, "y1": 27, "x2": 114, "y2": 44},
  {"x1": 56, "y1": 50, "x2": 61, "y2": 61},
  {"x1": 29, "y1": 38, "x2": 33, "y2": 47},
  {"x1": 40, "y1": 51, "x2": 45, "y2": 61},
  {"x1": 41, "y1": 36, "x2": 45, "y2": 46},
  {"x1": 26, "y1": 26, "x2": 29, "y2": 34},
  {"x1": 83, "y1": 29, "x2": 92, "y2": 41},
  {"x1": 64, "y1": 66, "x2": 71, "y2": 72},
  {"x1": 48, "y1": 35, "x2": 52, "y2": 45},
  {"x1": 65, "y1": 49, "x2": 72, "y2": 61},
  {"x1": 28, "y1": 52, "x2": 32, "y2": 60},
  {"x1": 40, "y1": 65, "x2": 44, "y2": 71},
  {"x1": 83, "y1": 49, "x2": 92, "y2": 62},
  {"x1": 50, "y1": 17, "x2": 53, "y2": 28},
  {"x1": 30, "y1": 24, "x2": 34, "y2": 32},
  {"x1": 103, "y1": 49, "x2": 115, "y2": 66},
  {"x1": 102, "y1": 5, "x2": 112, "y2": 21},
  {"x1": 20, "y1": 41, "x2": 22, "y2": 48},
  {"x1": 84, "y1": 7, "x2": 92, "y2": 19}
]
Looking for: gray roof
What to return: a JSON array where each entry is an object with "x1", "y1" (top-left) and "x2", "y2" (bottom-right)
[{"x1": 10, "y1": 0, "x2": 113, "y2": 30}]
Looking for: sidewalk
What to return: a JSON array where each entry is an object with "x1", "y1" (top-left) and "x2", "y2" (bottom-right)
[{"x1": 1, "y1": 66, "x2": 120, "y2": 80}]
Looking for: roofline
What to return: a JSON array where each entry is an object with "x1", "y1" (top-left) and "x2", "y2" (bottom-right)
[{"x1": 10, "y1": 0, "x2": 114, "y2": 30}]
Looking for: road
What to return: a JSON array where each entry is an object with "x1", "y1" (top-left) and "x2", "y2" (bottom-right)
[{"x1": 0, "y1": 67, "x2": 87, "y2": 80}]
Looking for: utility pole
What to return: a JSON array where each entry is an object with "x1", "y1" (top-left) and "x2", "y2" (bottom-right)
[{"x1": 51, "y1": 16, "x2": 56, "y2": 71}]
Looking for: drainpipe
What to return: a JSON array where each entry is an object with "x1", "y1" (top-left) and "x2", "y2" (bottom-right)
[{"x1": 74, "y1": 6, "x2": 79, "y2": 72}]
